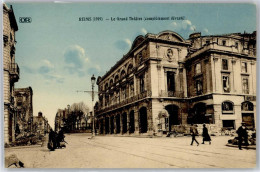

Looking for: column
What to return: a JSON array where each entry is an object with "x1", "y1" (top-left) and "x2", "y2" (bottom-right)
[
  {"x1": 134, "y1": 107, "x2": 139, "y2": 135},
  {"x1": 147, "y1": 106, "x2": 153, "y2": 136},
  {"x1": 120, "y1": 113, "x2": 123, "y2": 134},
  {"x1": 114, "y1": 115, "x2": 117, "y2": 134},
  {"x1": 127, "y1": 112, "x2": 130, "y2": 135}
]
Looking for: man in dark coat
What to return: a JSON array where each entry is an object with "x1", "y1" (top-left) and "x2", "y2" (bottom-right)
[
  {"x1": 190, "y1": 124, "x2": 199, "y2": 146},
  {"x1": 202, "y1": 123, "x2": 211, "y2": 144},
  {"x1": 236, "y1": 122, "x2": 248, "y2": 150},
  {"x1": 48, "y1": 129, "x2": 57, "y2": 151}
]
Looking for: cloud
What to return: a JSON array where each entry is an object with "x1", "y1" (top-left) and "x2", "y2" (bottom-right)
[
  {"x1": 64, "y1": 45, "x2": 89, "y2": 77},
  {"x1": 203, "y1": 28, "x2": 209, "y2": 34},
  {"x1": 141, "y1": 28, "x2": 148, "y2": 35},
  {"x1": 64, "y1": 45, "x2": 88, "y2": 68},
  {"x1": 38, "y1": 59, "x2": 54, "y2": 74},
  {"x1": 114, "y1": 39, "x2": 132, "y2": 50},
  {"x1": 170, "y1": 20, "x2": 198, "y2": 38}
]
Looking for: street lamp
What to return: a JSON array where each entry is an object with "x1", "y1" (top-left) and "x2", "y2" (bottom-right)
[{"x1": 91, "y1": 74, "x2": 96, "y2": 137}]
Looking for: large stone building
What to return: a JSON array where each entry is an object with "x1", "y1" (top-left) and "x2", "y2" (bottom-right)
[
  {"x1": 3, "y1": 4, "x2": 19, "y2": 144},
  {"x1": 14, "y1": 87, "x2": 33, "y2": 136},
  {"x1": 95, "y1": 30, "x2": 256, "y2": 136}
]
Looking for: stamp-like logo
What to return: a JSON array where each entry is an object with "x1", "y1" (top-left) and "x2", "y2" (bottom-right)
[{"x1": 19, "y1": 17, "x2": 32, "y2": 23}]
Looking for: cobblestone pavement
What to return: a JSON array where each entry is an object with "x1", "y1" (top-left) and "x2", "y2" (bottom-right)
[{"x1": 4, "y1": 133, "x2": 256, "y2": 168}]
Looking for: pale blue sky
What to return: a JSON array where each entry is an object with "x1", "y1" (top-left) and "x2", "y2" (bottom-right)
[{"x1": 7, "y1": 3, "x2": 256, "y2": 127}]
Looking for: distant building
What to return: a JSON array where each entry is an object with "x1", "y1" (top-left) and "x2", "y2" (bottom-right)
[
  {"x1": 55, "y1": 107, "x2": 89, "y2": 133},
  {"x1": 14, "y1": 87, "x2": 33, "y2": 136},
  {"x1": 54, "y1": 108, "x2": 69, "y2": 132},
  {"x1": 3, "y1": 4, "x2": 19, "y2": 144},
  {"x1": 33, "y1": 112, "x2": 50, "y2": 135},
  {"x1": 95, "y1": 30, "x2": 256, "y2": 136}
]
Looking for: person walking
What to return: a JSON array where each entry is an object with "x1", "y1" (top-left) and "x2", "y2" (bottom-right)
[
  {"x1": 202, "y1": 123, "x2": 211, "y2": 144},
  {"x1": 190, "y1": 124, "x2": 199, "y2": 146},
  {"x1": 236, "y1": 122, "x2": 249, "y2": 150},
  {"x1": 48, "y1": 129, "x2": 57, "y2": 151}
]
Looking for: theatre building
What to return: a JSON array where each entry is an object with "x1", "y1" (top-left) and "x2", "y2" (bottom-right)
[{"x1": 95, "y1": 30, "x2": 256, "y2": 136}]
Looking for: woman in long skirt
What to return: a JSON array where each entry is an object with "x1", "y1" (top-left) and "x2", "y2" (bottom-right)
[{"x1": 202, "y1": 123, "x2": 211, "y2": 144}]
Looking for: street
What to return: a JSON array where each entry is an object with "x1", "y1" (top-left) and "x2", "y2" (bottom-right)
[{"x1": 5, "y1": 133, "x2": 256, "y2": 168}]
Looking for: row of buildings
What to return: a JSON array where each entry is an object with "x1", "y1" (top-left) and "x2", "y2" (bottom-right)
[
  {"x1": 94, "y1": 30, "x2": 256, "y2": 136},
  {"x1": 3, "y1": 4, "x2": 51, "y2": 145}
]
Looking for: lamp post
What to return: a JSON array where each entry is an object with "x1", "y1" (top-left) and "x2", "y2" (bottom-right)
[{"x1": 91, "y1": 74, "x2": 96, "y2": 137}]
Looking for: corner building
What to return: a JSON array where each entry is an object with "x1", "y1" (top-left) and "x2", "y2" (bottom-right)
[
  {"x1": 3, "y1": 4, "x2": 19, "y2": 144},
  {"x1": 95, "y1": 31, "x2": 256, "y2": 136}
]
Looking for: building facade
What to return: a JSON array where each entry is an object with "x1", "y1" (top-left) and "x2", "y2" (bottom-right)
[
  {"x1": 33, "y1": 112, "x2": 51, "y2": 135},
  {"x1": 3, "y1": 4, "x2": 19, "y2": 144},
  {"x1": 95, "y1": 30, "x2": 256, "y2": 136},
  {"x1": 14, "y1": 87, "x2": 33, "y2": 136}
]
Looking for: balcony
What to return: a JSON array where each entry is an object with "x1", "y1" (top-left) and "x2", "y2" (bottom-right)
[
  {"x1": 96, "y1": 90, "x2": 151, "y2": 114},
  {"x1": 159, "y1": 90, "x2": 184, "y2": 98},
  {"x1": 10, "y1": 63, "x2": 20, "y2": 82}
]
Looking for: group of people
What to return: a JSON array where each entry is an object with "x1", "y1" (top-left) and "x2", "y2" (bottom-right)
[
  {"x1": 48, "y1": 128, "x2": 66, "y2": 151},
  {"x1": 190, "y1": 122, "x2": 251, "y2": 150},
  {"x1": 190, "y1": 123, "x2": 211, "y2": 146}
]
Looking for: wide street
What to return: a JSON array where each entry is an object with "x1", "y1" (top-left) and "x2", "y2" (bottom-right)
[{"x1": 5, "y1": 133, "x2": 256, "y2": 168}]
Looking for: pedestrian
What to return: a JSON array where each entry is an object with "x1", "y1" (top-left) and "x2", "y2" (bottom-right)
[
  {"x1": 190, "y1": 123, "x2": 199, "y2": 146},
  {"x1": 57, "y1": 128, "x2": 65, "y2": 148},
  {"x1": 48, "y1": 129, "x2": 57, "y2": 151},
  {"x1": 236, "y1": 122, "x2": 249, "y2": 150},
  {"x1": 202, "y1": 123, "x2": 211, "y2": 144}
]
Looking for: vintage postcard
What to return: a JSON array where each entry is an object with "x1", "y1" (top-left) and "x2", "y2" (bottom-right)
[{"x1": 2, "y1": 1, "x2": 257, "y2": 169}]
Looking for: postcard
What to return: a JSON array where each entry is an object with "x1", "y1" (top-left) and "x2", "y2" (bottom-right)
[{"x1": 2, "y1": 1, "x2": 257, "y2": 169}]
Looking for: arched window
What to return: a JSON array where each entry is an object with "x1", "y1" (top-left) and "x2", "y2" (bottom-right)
[
  {"x1": 127, "y1": 64, "x2": 133, "y2": 74},
  {"x1": 114, "y1": 75, "x2": 119, "y2": 83},
  {"x1": 241, "y1": 101, "x2": 254, "y2": 111},
  {"x1": 222, "y1": 101, "x2": 234, "y2": 114},
  {"x1": 120, "y1": 70, "x2": 126, "y2": 79},
  {"x1": 109, "y1": 79, "x2": 113, "y2": 87}
]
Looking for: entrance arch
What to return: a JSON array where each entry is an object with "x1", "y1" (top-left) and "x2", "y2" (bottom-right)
[
  {"x1": 189, "y1": 103, "x2": 207, "y2": 124},
  {"x1": 116, "y1": 114, "x2": 121, "y2": 134},
  {"x1": 122, "y1": 112, "x2": 127, "y2": 134},
  {"x1": 139, "y1": 107, "x2": 148, "y2": 133},
  {"x1": 110, "y1": 116, "x2": 114, "y2": 134},
  {"x1": 165, "y1": 104, "x2": 179, "y2": 131},
  {"x1": 129, "y1": 110, "x2": 135, "y2": 133},
  {"x1": 105, "y1": 117, "x2": 109, "y2": 134}
]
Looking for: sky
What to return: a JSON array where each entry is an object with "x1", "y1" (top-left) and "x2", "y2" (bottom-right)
[{"x1": 6, "y1": 2, "x2": 256, "y2": 128}]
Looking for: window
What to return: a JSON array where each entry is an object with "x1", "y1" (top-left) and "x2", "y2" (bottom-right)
[
  {"x1": 122, "y1": 86, "x2": 126, "y2": 100},
  {"x1": 222, "y1": 75, "x2": 230, "y2": 92},
  {"x1": 222, "y1": 59, "x2": 228, "y2": 70},
  {"x1": 222, "y1": 40, "x2": 226, "y2": 46},
  {"x1": 206, "y1": 40, "x2": 210, "y2": 45},
  {"x1": 130, "y1": 82, "x2": 134, "y2": 97},
  {"x1": 139, "y1": 74, "x2": 145, "y2": 93},
  {"x1": 242, "y1": 77, "x2": 249, "y2": 94},
  {"x1": 222, "y1": 120, "x2": 235, "y2": 129},
  {"x1": 167, "y1": 71, "x2": 175, "y2": 93},
  {"x1": 241, "y1": 101, "x2": 254, "y2": 111},
  {"x1": 222, "y1": 101, "x2": 234, "y2": 114},
  {"x1": 195, "y1": 63, "x2": 201, "y2": 74},
  {"x1": 138, "y1": 53, "x2": 143, "y2": 65},
  {"x1": 196, "y1": 80, "x2": 203, "y2": 95},
  {"x1": 241, "y1": 62, "x2": 247, "y2": 73}
]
